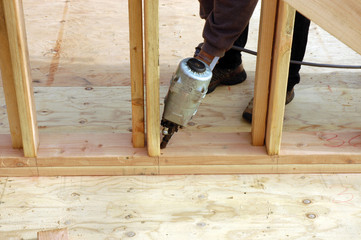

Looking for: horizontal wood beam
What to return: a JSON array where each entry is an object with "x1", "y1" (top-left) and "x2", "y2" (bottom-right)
[
  {"x1": 1, "y1": 132, "x2": 361, "y2": 176},
  {"x1": 159, "y1": 164, "x2": 361, "y2": 175}
]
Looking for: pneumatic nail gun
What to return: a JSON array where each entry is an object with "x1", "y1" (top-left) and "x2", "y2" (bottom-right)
[{"x1": 160, "y1": 56, "x2": 218, "y2": 149}]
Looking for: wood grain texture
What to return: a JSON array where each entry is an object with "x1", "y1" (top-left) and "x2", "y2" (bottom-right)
[
  {"x1": 0, "y1": 167, "x2": 38, "y2": 176},
  {"x1": 37, "y1": 228, "x2": 68, "y2": 240},
  {"x1": 1, "y1": 131, "x2": 361, "y2": 176},
  {"x1": 1, "y1": 175, "x2": 361, "y2": 239},
  {"x1": 0, "y1": 0, "x2": 357, "y2": 88},
  {"x1": 251, "y1": 0, "x2": 278, "y2": 146},
  {"x1": 33, "y1": 86, "x2": 133, "y2": 134},
  {"x1": 144, "y1": 0, "x2": 160, "y2": 156},
  {"x1": 0, "y1": 1, "x2": 22, "y2": 148},
  {"x1": 1, "y1": 72, "x2": 359, "y2": 136},
  {"x1": 35, "y1": 133, "x2": 157, "y2": 167},
  {"x1": 2, "y1": 0, "x2": 39, "y2": 157},
  {"x1": 0, "y1": 1, "x2": 360, "y2": 175},
  {"x1": 159, "y1": 164, "x2": 361, "y2": 175},
  {"x1": 0, "y1": 84, "x2": 255, "y2": 134},
  {"x1": 37, "y1": 166, "x2": 158, "y2": 176},
  {"x1": 266, "y1": 2, "x2": 296, "y2": 155},
  {"x1": 284, "y1": 0, "x2": 361, "y2": 55},
  {"x1": 128, "y1": 0, "x2": 145, "y2": 148},
  {"x1": 160, "y1": 131, "x2": 361, "y2": 167}
]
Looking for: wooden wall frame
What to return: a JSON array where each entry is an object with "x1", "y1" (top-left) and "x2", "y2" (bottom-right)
[
  {"x1": 0, "y1": 0, "x2": 39, "y2": 157},
  {"x1": 0, "y1": 0, "x2": 360, "y2": 176}
]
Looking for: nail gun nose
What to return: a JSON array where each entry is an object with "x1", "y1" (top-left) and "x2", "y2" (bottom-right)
[
  {"x1": 160, "y1": 135, "x2": 171, "y2": 149},
  {"x1": 160, "y1": 127, "x2": 171, "y2": 149},
  {"x1": 160, "y1": 120, "x2": 179, "y2": 149}
]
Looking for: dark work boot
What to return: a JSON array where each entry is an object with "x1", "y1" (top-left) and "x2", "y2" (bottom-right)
[
  {"x1": 194, "y1": 43, "x2": 247, "y2": 94},
  {"x1": 207, "y1": 64, "x2": 247, "y2": 94},
  {"x1": 242, "y1": 88, "x2": 295, "y2": 123}
]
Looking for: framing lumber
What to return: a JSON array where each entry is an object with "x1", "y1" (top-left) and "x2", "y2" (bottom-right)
[
  {"x1": 265, "y1": 1, "x2": 295, "y2": 155},
  {"x1": 1, "y1": 131, "x2": 361, "y2": 176},
  {"x1": 0, "y1": 0, "x2": 360, "y2": 176},
  {"x1": 37, "y1": 228, "x2": 68, "y2": 240},
  {"x1": 0, "y1": 1, "x2": 22, "y2": 148},
  {"x1": 284, "y1": 0, "x2": 361, "y2": 55},
  {"x1": 1, "y1": 0, "x2": 39, "y2": 157},
  {"x1": 144, "y1": 0, "x2": 160, "y2": 157},
  {"x1": 128, "y1": 0, "x2": 145, "y2": 148},
  {"x1": 251, "y1": 0, "x2": 278, "y2": 146}
]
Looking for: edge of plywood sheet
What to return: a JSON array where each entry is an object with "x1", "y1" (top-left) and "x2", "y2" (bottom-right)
[{"x1": 284, "y1": 0, "x2": 361, "y2": 55}]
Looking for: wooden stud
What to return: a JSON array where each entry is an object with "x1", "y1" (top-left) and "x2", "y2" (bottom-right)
[
  {"x1": 144, "y1": 0, "x2": 160, "y2": 156},
  {"x1": 37, "y1": 228, "x2": 68, "y2": 240},
  {"x1": 128, "y1": 0, "x2": 145, "y2": 148},
  {"x1": 266, "y1": 1, "x2": 296, "y2": 155},
  {"x1": 284, "y1": 0, "x2": 361, "y2": 55},
  {"x1": 2, "y1": 0, "x2": 39, "y2": 157},
  {"x1": 251, "y1": 0, "x2": 278, "y2": 146},
  {"x1": 0, "y1": 1, "x2": 22, "y2": 148}
]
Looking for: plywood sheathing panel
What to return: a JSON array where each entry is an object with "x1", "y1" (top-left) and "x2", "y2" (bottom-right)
[{"x1": 1, "y1": 175, "x2": 361, "y2": 239}]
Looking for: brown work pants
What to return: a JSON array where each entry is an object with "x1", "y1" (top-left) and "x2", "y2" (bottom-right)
[{"x1": 199, "y1": 0, "x2": 258, "y2": 57}]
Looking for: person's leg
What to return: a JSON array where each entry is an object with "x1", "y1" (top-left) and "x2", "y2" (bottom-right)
[
  {"x1": 198, "y1": 0, "x2": 214, "y2": 20},
  {"x1": 242, "y1": 12, "x2": 311, "y2": 123},
  {"x1": 195, "y1": 27, "x2": 249, "y2": 93},
  {"x1": 201, "y1": 0, "x2": 258, "y2": 57},
  {"x1": 204, "y1": 25, "x2": 248, "y2": 93},
  {"x1": 196, "y1": 0, "x2": 258, "y2": 93},
  {"x1": 287, "y1": 12, "x2": 311, "y2": 92},
  {"x1": 216, "y1": 25, "x2": 249, "y2": 69}
]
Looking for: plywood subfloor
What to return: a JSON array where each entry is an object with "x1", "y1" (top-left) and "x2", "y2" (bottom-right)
[
  {"x1": 0, "y1": 0, "x2": 360, "y2": 136},
  {"x1": 1, "y1": 174, "x2": 361, "y2": 239},
  {"x1": 0, "y1": 72, "x2": 361, "y2": 134},
  {"x1": 1, "y1": 70, "x2": 360, "y2": 134},
  {"x1": 1, "y1": 2, "x2": 361, "y2": 237},
  {"x1": 16, "y1": 0, "x2": 360, "y2": 87}
]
